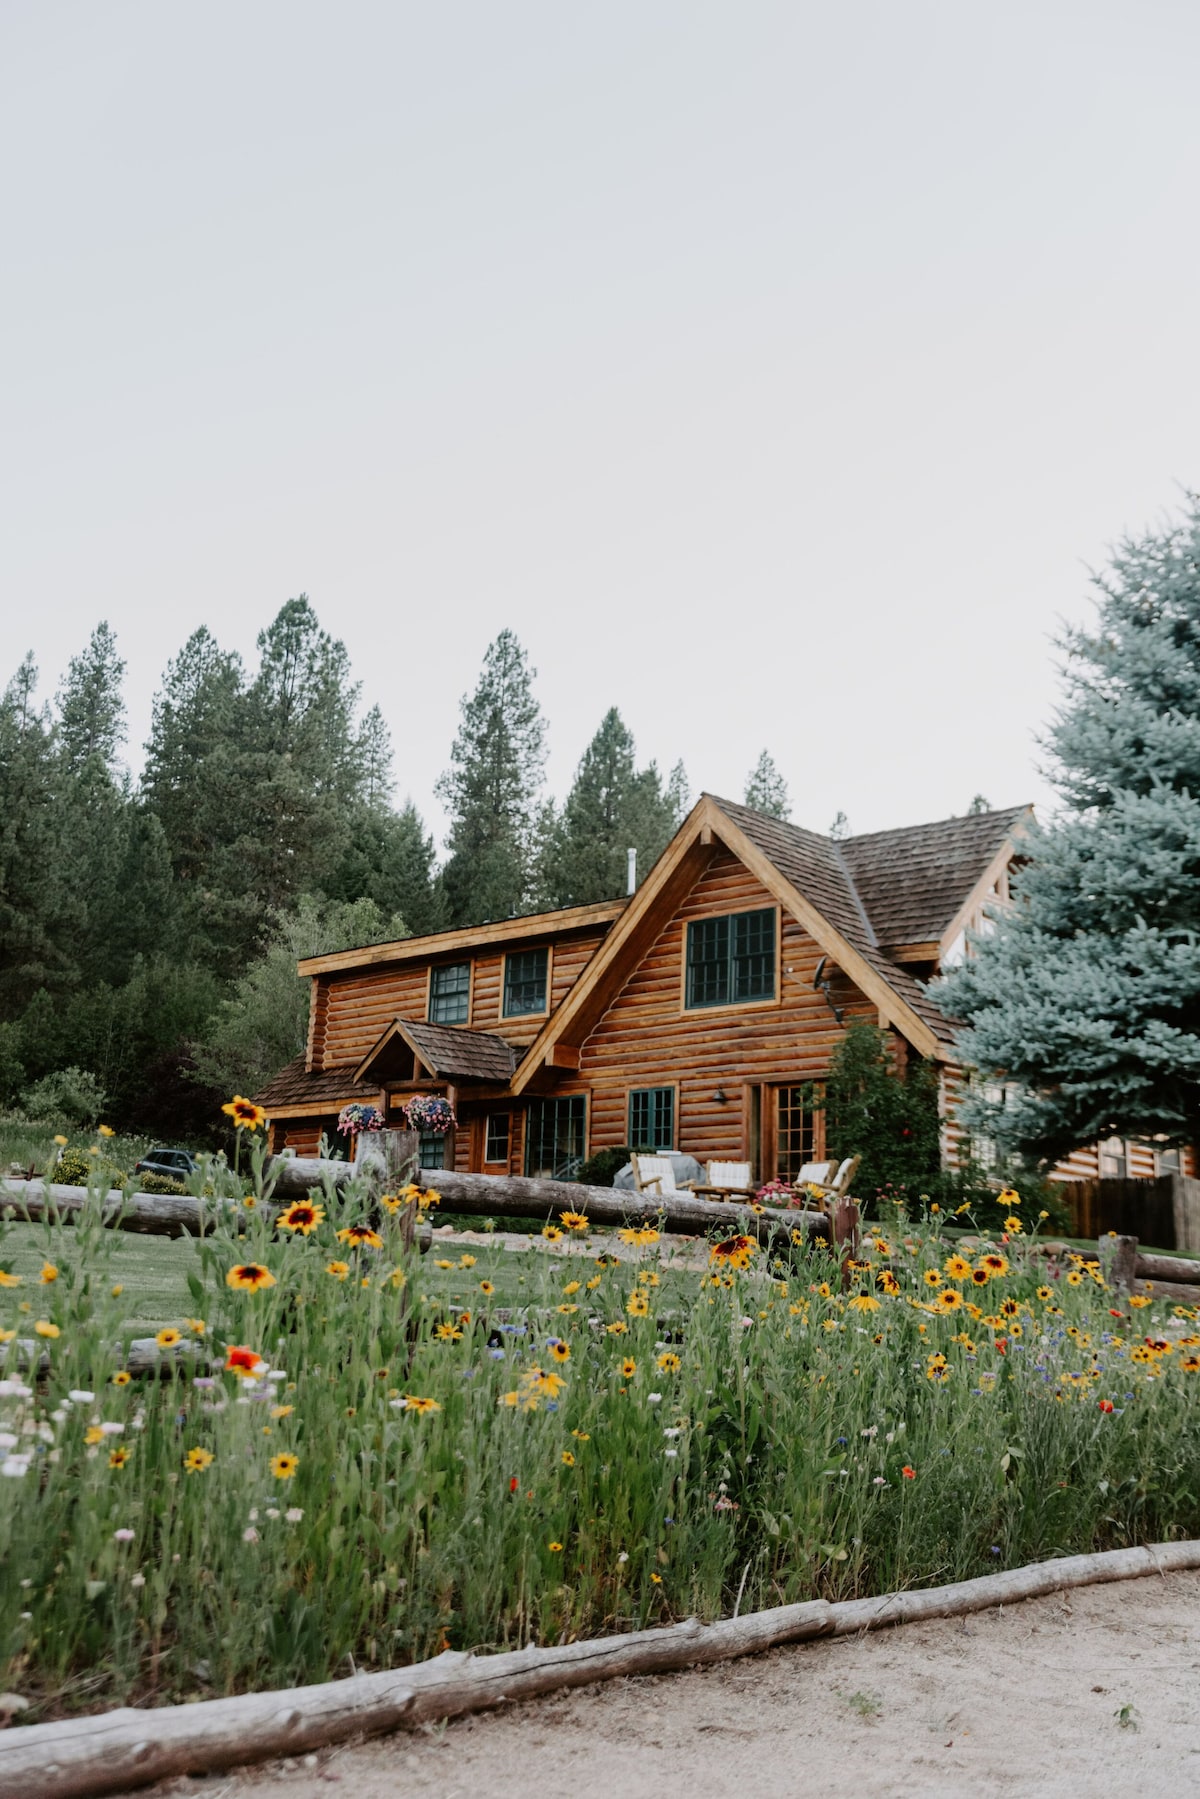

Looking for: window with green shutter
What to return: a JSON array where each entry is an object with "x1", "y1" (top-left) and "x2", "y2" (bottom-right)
[
  {"x1": 685, "y1": 907, "x2": 775, "y2": 1009},
  {"x1": 629, "y1": 1087, "x2": 674, "y2": 1151},
  {"x1": 503, "y1": 948, "x2": 549, "y2": 1017},
  {"x1": 428, "y1": 962, "x2": 470, "y2": 1024}
]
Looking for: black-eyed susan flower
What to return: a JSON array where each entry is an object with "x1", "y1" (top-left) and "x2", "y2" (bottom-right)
[
  {"x1": 943, "y1": 1255, "x2": 973, "y2": 1282},
  {"x1": 923, "y1": 1268, "x2": 943, "y2": 1288},
  {"x1": 156, "y1": 1327, "x2": 182, "y2": 1349},
  {"x1": 1036, "y1": 1285, "x2": 1053, "y2": 1301},
  {"x1": 108, "y1": 1445, "x2": 130, "y2": 1468},
  {"x1": 39, "y1": 1262, "x2": 58, "y2": 1284},
  {"x1": 112, "y1": 1369, "x2": 131, "y2": 1386},
  {"x1": 980, "y1": 1254, "x2": 1009, "y2": 1277},
  {"x1": 542, "y1": 1225, "x2": 564, "y2": 1242},
  {"x1": 226, "y1": 1263, "x2": 276, "y2": 1292},
  {"x1": 937, "y1": 1289, "x2": 963, "y2": 1312},
  {"x1": 270, "y1": 1452, "x2": 299, "y2": 1479},
  {"x1": 1004, "y1": 1216, "x2": 1023, "y2": 1235},
  {"x1": 34, "y1": 1320, "x2": 59, "y2": 1338},
  {"x1": 548, "y1": 1541, "x2": 563, "y2": 1553},
  {"x1": 606, "y1": 1320, "x2": 629, "y2": 1335},
  {"x1": 186, "y1": 1317, "x2": 206, "y2": 1336},
  {"x1": 434, "y1": 1321, "x2": 463, "y2": 1342},
  {"x1": 325, "y1": 1260, "x2": 350, "y2": 1281},
  {"x1": 184, "y1": 1446, "x2": 214, "y2": 1474},
  {"x1": 561, "y1": 1450, "x2": 575, "y2": 1466},
  {"x1": 563, "y1": 1280, "x2": 581, "y2": 1295},
  {"x1": 479, "y1": 1280, "x2": 495, "y2": 1295},
  {"x1": 336, "y1": 1224, "x2": 382, "y2": 1249},
  {"x1": 458, "y1": 1254, "x2": 476, "y2": 1268},
  {"x1": 559, "y1": 1211, "x2": 589, "y2": 1233},
  {"x1": 403, "y1": 1395, "x2": 441, "y2": 1414},
  {"x1": 85, "y1": 1425, "x2": 104, "y2": 1446},
  {"x1": 277, "y1": 1200, "x2": 324, "y2": 1235},
  {"x1": 0, "y1": 1272, "x2": 21, "y2": 1289},
  {"x1": 557, "y1": 1303, "x2": 578, "y2": 1315},
  {"x1": 626, "y1": 1291, "x2": 650, "y2": 1317},
  {"x1": 656, "y1": 1351, "x2": 682, "y2": 1373},
  {"x1": 547, "y1": 1339, "x2": 571, "y2": 1363},
  {"x1": 621, "y1": 1356, "x2": 637, "y2": 1378},
  {"x1": 848, "y1": 1294, "x2": 881, "y2": 1313},
  {"x1": 222, "y1": 1096, "x2": 266, "y2": 1131}
]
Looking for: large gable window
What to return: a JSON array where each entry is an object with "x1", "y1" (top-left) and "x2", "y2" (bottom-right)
[
  {"x1": 685, "y1": 907, "x2": 776, "y2": 1009},
  {"x1": 503, "y1": 948, "x2": 549, "y2": 1017},
  {"x1": 428, "y1": 962, "x2": 470, "y2": 1025}
]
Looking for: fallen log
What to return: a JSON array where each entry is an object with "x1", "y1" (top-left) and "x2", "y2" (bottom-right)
[
  {"x1": 0, "y1": 1181, "x2": 230, "y2": 1239},
  {"x1": 0, "y1": 1181, "x2": 432, "y2": 1254},
  {"x1": 5, "y1": 1541, "x2": 1198, "y2": 1799},
  {"x1": 1133, "y1": 1276, "x2": 1200, "y2": 1304},
  {"x1": 266, "y1": 1157, "x2": 835, "y2": 1249},
  {"x1": 1135, "y1": 1250, "x2": 1200, "y2": 1285}
]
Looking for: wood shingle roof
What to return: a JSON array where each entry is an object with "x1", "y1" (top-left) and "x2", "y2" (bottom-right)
[{"x1": 839, "y1": 805, "x2": 1031, "y2": 946}]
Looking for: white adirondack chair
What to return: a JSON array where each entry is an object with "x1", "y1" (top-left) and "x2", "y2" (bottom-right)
[{"x1": 631, "y1": 1154, "x2": 680, "y2": 1197}]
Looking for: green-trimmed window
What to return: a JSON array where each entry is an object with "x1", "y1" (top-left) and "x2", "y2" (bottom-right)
[
  {"x1": 629, "y1": 1087, "x2": 674, "y2": 1151},
  {"x1": 485, "y1": 1113, "x2": 510, "y2": 1165},
  {"x1": 525, "y1": 1096, "x2": 587, "y2": 1180},
  {"x1": 429, "y1": 961, "x2": 470, "y2": 1025},
  {"x1": 419, "y1": 1131, "x2": 447, "y2": 1170},
  {"x1": 503, "y1": 948, "x2": 548, "y2": 1017},
  {"x1": 685, "y1": 908, "x2": 775, "y2": 1009}
]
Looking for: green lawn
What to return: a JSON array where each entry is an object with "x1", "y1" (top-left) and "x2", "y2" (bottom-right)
[{"x1": 0, "y1": 1219, "x2": 708, "y2": 1332}]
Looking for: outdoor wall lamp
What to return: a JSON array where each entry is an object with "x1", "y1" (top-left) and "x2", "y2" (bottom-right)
[
  {"x1": 812, "y1": 956, "x2": 846, "y2": 1026},
  {"x1": 712, "y1": 1087, "x2": 729, "y2": 1104}
]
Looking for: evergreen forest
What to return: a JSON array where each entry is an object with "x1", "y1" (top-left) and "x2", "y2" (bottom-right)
[{"x1": 0, "y1": 602, "x2": 754, "y2": 1138}]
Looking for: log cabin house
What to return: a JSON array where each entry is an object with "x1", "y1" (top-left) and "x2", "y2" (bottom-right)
[{"x1": 256, "y1": 794, "x2": 1195, "y2": 1188}]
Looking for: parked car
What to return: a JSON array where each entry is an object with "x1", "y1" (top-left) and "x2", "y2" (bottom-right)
[{"x1": 133, "y1": 1148, "x2": 197, "y2": 1182}]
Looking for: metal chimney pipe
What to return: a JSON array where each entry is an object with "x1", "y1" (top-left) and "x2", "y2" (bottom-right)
[{"x1": 626, "y1": 847, "x2": 637, "y2": 895}]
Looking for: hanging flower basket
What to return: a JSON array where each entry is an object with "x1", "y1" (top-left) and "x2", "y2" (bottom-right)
[
  {"x1": 403, "y1": 1094, "x2": 456, "y2": 1135},
  {"x1": 337, "y1": 1103, "x2": 386, "y2": 1137}
]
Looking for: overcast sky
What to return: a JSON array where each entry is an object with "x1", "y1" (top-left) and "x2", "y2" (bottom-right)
[{"x1": 4, "y1": 2, "x2": 1199, "y2": 846}]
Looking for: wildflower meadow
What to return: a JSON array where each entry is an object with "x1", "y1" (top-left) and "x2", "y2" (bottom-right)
[{"x1": 3, "y1": 1123, "x2": 1200, "y2": 1722}]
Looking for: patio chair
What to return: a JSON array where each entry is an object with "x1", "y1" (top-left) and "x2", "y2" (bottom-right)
[
  {"x1": 689, "y1": 1160, "x2": 756, "y2": 1201},
  {"x1": 796, "y1": 1161, "x2": 835, "y2": 1188},
  {"x1": 631, "y1": 1154, "x2": 680, "y2": 1198}
]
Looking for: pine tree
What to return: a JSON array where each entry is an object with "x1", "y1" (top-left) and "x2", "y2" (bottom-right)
[
  {"x1": 436, "y1": 631, "x2": 547, "y2": 924},
  {"x1": 539, "y1": 708, "x2": 681, "y2": 904},
  {"x1": 331, "y1": 799, "x2": 444, "y2": 936},
  {"x1": 939, "y1": 496, "x2": 1200, "y2": 1164},
  {"x1": 56, "y1": 622, "x2": 126, "y2": 777},
  {"x1": 0, "y1": 655, "x2": 70, "y2": 1010},
  {"x1": 743, "y1": 750, "x2": 790, "y2": 820},
  {"x1": 142, "y1": 626, "x2": 246, "y2": 889},
  {"x1": 664, "y1": 760, "x2": 691, "y2": 827}
]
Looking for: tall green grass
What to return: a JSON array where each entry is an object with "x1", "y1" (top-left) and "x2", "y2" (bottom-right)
[{"x1": 1, "y1": 1135, "x2": 1198, "y2": 1721}]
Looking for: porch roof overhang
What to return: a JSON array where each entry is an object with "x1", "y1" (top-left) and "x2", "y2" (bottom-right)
[{"x1": 353, "y1": 1017, "x2": 520, "y2": 1087}]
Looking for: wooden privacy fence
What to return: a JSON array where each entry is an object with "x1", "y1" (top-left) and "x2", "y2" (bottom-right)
[{"x1": 1061, "y1": 1172, "x2": 1200, "y2": 1254}]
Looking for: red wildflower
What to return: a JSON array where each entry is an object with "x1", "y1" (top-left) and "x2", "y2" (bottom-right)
[
  {"x1": 1098, "y1": 1399, "x2": 1114, "y2": 1413},
  {"x1": 509, "y1": 1476, "x2": 519, "y2": 1492},
  {"x1": 224, "y1": 1345, "x2": 265, "y2": 1378},
  {"x1": 1110, "y1": 1309, "x2": 1124, "y2": 1318},
  {"x1": 901, "y1": 1465, "x2": 916, "y2": 1480},
  {"x1": 995, "y1": 1338, "x2": 1008, "y2": 1355}
]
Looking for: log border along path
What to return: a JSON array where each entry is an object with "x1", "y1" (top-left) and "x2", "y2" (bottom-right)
[{"x1": 5, "y1": 1542, "x2": 1199, "y2": 1799}]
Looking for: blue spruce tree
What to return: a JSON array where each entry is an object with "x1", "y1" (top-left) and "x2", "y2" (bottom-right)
[{"x1": 939, "y1": 496, "x2": 1200, "y2": 1166}]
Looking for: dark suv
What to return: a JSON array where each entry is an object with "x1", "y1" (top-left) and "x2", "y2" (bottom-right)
[{"x1": 133, "y1": 1148, "x2": 197, "y2": 1182}]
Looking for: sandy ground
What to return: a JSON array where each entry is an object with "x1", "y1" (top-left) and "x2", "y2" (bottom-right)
[{"x1": 133, "y1": 1569, "x2": 1200, "y2": 1799}]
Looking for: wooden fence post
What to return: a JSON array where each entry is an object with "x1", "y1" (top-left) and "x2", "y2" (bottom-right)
[
  {"x1": 832, "y1": 1199, "x2": 861, "y2": 1287},
  {"x1": 1107, "y1": 1234, "x2": 1139, "y2": 1296}
]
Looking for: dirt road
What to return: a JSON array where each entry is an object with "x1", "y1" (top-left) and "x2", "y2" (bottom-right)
[{"x1": 140, "y1": 1569, "x2": 1200, "y2": 1799}]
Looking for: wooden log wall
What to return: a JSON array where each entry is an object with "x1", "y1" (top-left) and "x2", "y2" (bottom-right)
[{"x1": 542, "y1": 850, "x2": 882, "y2": 1175}]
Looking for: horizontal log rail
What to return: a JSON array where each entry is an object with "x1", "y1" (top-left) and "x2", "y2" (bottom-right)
[
  {"x1": 266, "y1": 1157, "x2": 839, "y2": 1250},
  {"x1": 0, "y1": 1180, "x2": 232, "y2": 1239},
  {"x1": 5, "y1": 1540, "x2": 1196, "y2": 1798}
]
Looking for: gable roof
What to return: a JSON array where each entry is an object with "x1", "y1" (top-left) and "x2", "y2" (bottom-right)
[
  {"x1": 839, "y1": 806, "x2": 1032, "y2": 947},
  {"x1": 354, "y1": 1018, "x2": 518, "y2": 1086}
]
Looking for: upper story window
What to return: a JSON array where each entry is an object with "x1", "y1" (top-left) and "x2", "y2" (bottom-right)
[
  {"x1": 429, "y1": 961, "x2": 470, "y2": 1025},
  {"x1": 684, "y1": 907, "x2": 775, "y2": 1009},
  {"x1": 503, "y1": 947, "x2": 549, "y2": 1017}
]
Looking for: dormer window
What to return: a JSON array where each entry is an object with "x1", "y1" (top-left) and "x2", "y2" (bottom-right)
[
  {"x1": 429, "y1": 962, "x2": 470, "y2": 1025},
  {"x1": 503, "y1": 948, "x2": 549, "y2": 1017}
]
